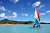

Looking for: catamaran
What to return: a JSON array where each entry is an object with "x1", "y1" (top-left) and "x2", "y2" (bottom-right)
[{"x1": 33, "y1": 7, "x2": 40, "y2": 27}]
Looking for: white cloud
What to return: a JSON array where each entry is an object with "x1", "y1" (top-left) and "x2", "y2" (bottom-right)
[
  {"x1": 0, "y1": 6, "x2": 6, "y2": 11},
  {"x1": 40, "y1": 13, "x2": 45, "y2": 15},
  {"x1": 5, "y1": 16, "x2": 11, "y2": 18},
  {"x1": 0, "y1": 13, "x2": 5, "y2": 18},
  {"x1": 21, "y1": 14, "x2": 24, "y2": 16},
  {"x1": 0, "y1": 13, "x2": 11, "y2": 18},
  {"x1": 32, "y1": 1, "x2": 41, "y2": 7},
  {"x1": 39, "y1": 5, "x2": 45, "y2": 9},
  {"x1": 9, "y1": 16, "x2": 11, "y2": 18},
  {"x1": 21, "y1": 14, "x2": 28, "y2": 16},
  {"x1": 10, "y1": 0, "x2": 19, "y2": 4},
  {"x1": 25, "y1": 14, "x2": 28, "y2": 16},
  {"x1": 12, "y1": 16, "x2": 16, "y2": 18},
  {"x1": 0, "y1": 6, "x2": 11, "y2": 12},
  {"x1": 13, "y1": 12, "x2": 17, "y2": 16},
  {"x1": 12, "y1": 12, "x2": 17, "y2": 18},
  {"x1": 8, "y1": 11, "x2": 11, "y2": 13},
  {"x1": 5, "y1": 16, "x2": 8, "y2": 18},
  {"x1": 46, "y1": 11, "x2": 50, "y2": 13},
  {"x1": 0, "y1": 12, "x2": 17, "y2": 18}
]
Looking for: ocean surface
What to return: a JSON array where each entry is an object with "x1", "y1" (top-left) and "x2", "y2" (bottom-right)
[{"x1": 0, "y1": 24, "x2": 50, "y2": 33}]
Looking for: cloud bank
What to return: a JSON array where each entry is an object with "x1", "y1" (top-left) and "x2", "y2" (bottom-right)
[{"x1": 32, "y1": 1, "x2": 41, "y2": 7}]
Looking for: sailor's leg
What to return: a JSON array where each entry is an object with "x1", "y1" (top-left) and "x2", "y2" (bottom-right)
[
  {"x1": 36, "y1": 25, "x2": 38, "y2": 27},
  {"x1": 36, "y1": 24, "x2": 38, "y2": 27}
]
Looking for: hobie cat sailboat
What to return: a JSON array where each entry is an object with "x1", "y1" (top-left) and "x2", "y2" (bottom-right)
[{"x1": 33, "y1": 7, "x2": 40, "y2": 27}]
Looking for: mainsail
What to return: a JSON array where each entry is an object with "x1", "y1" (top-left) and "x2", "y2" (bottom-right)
[{"x1": 34, "y1": 8, "x2": 40, "y2": 25}]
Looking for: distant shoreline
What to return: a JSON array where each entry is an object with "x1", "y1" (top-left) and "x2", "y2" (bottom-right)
[{"x1": 0, "y1": 19, "x2": 50, "y2": 24}]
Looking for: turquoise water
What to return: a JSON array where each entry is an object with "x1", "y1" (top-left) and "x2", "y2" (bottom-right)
[{"x1": 0, "y1": 24, "x2": 50, "y2": 33}]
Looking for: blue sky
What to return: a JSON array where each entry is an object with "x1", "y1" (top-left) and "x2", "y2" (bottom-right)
[{"x1": 0, "y1": 0, "x2": 50, "y2": 23}]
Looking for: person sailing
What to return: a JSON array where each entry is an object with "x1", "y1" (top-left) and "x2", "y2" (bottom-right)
[{"x1": 33, "y1": 22, "x2": 40, "y2": 27}]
